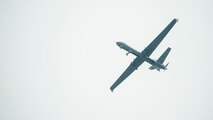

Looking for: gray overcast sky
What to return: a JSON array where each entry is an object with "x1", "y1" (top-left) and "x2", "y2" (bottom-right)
[{"x1": 1, "y1": 0, "x2": 213, "y2": 120}]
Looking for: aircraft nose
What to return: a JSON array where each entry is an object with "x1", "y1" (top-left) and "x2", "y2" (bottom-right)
[
  {"x1": 116, "y1": 42, "x2": 124, "y2": 48},
  {"x1": 116, "y1": 42, "x2": 120, "y2": 46}
]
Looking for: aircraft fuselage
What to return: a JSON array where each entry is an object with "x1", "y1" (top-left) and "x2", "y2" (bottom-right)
[{"x1": 116, "y1": 41, "x2": 167, "y2": 70}]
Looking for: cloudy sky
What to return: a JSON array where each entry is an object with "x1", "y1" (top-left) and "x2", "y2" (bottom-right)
[{"x1": 1, "y1": 0, "x2": 213, "y2": 120}]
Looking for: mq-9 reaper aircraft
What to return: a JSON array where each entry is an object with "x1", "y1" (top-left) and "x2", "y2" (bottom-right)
[{"x1": 110, "y1": 18, "x2": 178, "y2": 92}]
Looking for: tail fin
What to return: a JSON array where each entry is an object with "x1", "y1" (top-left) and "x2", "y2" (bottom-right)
[
  {"x1": 148, "y1": 48, "x2": 171, "y2": 71},
  {"x1": 157, "y1": 47, "x2": 171, "y2": 64}
]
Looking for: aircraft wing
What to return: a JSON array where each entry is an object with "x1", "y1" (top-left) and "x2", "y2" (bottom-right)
[
  {"x1": 144, "y1": 19, "x2": 178, "y2": 57},
  {"x1": 110, "y1": 57, "x2": 145, "y2": 91}
]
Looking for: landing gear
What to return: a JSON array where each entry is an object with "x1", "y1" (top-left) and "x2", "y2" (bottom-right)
[{"x1": 126, "y1": 50, "x2": 131, "y2": 56}]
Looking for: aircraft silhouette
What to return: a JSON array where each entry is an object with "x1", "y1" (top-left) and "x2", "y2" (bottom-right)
[{"x1": 110, "y1": 19, "x2": 178, "y2": 92}]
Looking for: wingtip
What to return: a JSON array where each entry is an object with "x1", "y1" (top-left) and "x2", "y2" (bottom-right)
[
  {"x1": 110, "y1": 87, "x2": 114, "y2": 92},
  {"x1": 175, "y1": 18, "x2": 179, "y2": 22}
]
